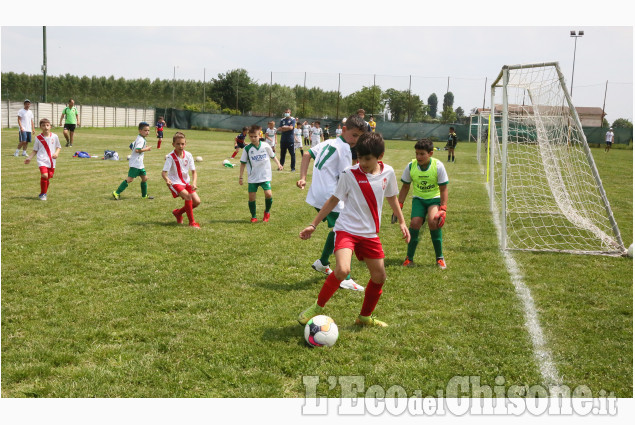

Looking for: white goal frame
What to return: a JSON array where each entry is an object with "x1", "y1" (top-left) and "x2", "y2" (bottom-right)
[{"x1": 488, "y1": 62, "x2": 625, "y2": 256}]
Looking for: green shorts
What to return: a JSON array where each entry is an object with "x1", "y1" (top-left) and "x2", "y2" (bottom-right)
[
  {"x1": 128, "y1": 167, "x2": 147, "y2": 178},
  {"x1": 411, "y1": 197, "x2": 441, "y2": 219},
  {"x1": 248, "y1": 181, "x2": 272, "y2": 192},
  {"x1": 314, "y1": 207, "x2": 340, "y2": 228}
]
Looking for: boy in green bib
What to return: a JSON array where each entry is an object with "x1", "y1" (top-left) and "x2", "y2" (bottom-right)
[{"x1": 395, "y1": 138, "x2": 449, "y2": 269}]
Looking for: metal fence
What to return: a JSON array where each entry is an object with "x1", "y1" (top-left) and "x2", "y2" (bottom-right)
[{"x1": 2, "y1": 101, "x2": 155, "y2": 129}]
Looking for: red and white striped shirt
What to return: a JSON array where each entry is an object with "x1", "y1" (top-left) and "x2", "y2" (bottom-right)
[
  {"x1": 162, "y1": 150, "x2": 196, "y2": 185},
  {"x1": 333, "y1": 162, "x2": 398, "y2": 238},
  {"x1": 33, "y1": 133, "x2": 61, "y2": 168}
]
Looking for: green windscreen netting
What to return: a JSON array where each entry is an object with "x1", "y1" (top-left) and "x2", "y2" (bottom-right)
[{"x1": 156, "y1": 108, "x2": 632, "y2": 144}]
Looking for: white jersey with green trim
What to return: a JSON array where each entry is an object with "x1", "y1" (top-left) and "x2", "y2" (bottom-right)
[
  {"x1": 240, "y1": 142, "x2": 276, "y2": 184},
  {"x1": 305, "y1": 136, "x2": 352, "y2": 213},
  {"x1": 129, "y1": 135, "x2": 147, "y2": 169}
]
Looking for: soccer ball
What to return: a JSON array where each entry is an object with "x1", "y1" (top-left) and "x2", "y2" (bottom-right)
[
  {"x1": 165, "y1": 154, "x2": 170, "y2": 159},
  {"x1": 127, "y1": 154, "x2": 131, "y2": 160},
  {"x1": 342, "y1": 117, "x2": 347, "y2": 124},
  {"x1": 304, "y1": 315, "x2": 338, "y2": 347},
  {"x1": 195, "y1": 156, "x2": 203, "y2": 162},
  {"x1": 628, "y1": 244, "x2": 633, "y2": 258}
]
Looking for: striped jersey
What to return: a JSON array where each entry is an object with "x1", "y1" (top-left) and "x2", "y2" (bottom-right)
[
  {"x1": 333, "y1": 162, "x2": 398, "y2": 238},
  {"x1": 163, "y1": 150, "x2": 196, "y2": 185}
]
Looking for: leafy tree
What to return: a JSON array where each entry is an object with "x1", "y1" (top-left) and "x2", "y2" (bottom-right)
[
  {"x1": 440, "y1": 107, "x2": 457, "y2": 124},
  {"x1": 427, "y1": 93, "x2": 438, "y2": 118},
  {"x1": 455, "y1": 106, "x2": 469, "y2": 124},
  {"x1": 443, "y1": 91, "x2": 454, "y2": 111},
  {"x1": 343, "y1": 85, "x2": 384, "y2": 117},
  {"x1": 210, "y1": 69, "x2": 256, "y2": 112},
  {"x1": 612, "y1": 118, "x2": 633, "y2": 129},
  {"x1": 384, "y1": 89, "x2": 425, "y2": 122}
]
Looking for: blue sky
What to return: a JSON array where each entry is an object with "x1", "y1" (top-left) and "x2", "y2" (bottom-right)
[{"x1": 1, "y1": 2, "x2": 633, "y2": 122}]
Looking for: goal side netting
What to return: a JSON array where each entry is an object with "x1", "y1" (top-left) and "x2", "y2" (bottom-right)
[{"x1": 488, "y1": 62, "x2": 625, "y2": 255}]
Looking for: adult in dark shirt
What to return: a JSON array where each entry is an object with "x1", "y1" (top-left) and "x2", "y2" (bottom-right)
[{"x1": 278, "y1": 108, "x2": 297, "y2": 171}]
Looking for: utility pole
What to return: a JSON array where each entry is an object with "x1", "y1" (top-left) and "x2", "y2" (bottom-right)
[{"x1": 42, "y1": 26, "x2": 47, "y2": 102}]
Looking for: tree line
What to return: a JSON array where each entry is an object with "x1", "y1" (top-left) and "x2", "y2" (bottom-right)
[
  {"x1": 3, "y1": 70, "x2": 631, "y2": 128},
  {"x1": 2, "y1": 70, "x2": 472, "y2": 123}
]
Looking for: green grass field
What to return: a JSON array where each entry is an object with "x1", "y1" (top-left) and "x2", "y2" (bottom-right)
[{"x1": 1, "y1": 126, "x2": 632, "y2": 398}]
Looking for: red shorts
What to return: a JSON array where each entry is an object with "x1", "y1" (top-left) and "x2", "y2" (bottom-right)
[
  {"x1": 38, "y1": 166, "x2": 55, "y2": 179},
  {"x1": 334, "y1": 231, "x2": 385, "y2": 261},
  {"x1": 169, "y1": 183, "x2": 195, "y2": 198}
]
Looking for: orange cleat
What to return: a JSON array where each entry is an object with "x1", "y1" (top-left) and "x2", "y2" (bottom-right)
[{"x1": 436, "y1": 258, "x2": 447, "y2": 270}]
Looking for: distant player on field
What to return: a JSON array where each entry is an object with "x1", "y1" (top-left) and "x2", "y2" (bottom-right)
[
  {"x1": 309, "y1": 121, "x2": 323, "y2": 147},
  {"x1": 446, "y1": 126, "x2": 458, "y2": 163},
  {"x1": 302, "y1": 120, "x2": 311, "y2": 146},
  {"x1": 294, "y1": 121, "x2": 304, "y2": 160},
  {"x1": 112, "y1": 122, "x2": 153, "y2": 200},
  {"x1": 396, "y1": 138, "x2": 449, "y2": 269},
  {"x1": 16, "y1": 99, "x2": 34, "y2": 157},
  {"x1": 156, "y1": 116, "x2": 166, "y2": 149},
  {"x1": 605, "y1": 127, "x2": 614, "y2": 153},
  {"x1": 297, "y1": 132, "x2": 410, "y2": 328},
  {"x1": 239, "y1": 124, "x2": 283, "y2": 223},
  {"x1": 24, "y1": 118, "x2": 62, "y2": 201},
  {"x1": 231, "y1": 127, "x2": 248, "y2": 159},
  {"x1": 162, "y1": 132, "x2": 201, "y2": 228},
  {"x1": 59, "y1": 98, "x2": 80, "y2": 148},
  {"x1": 264, "y1": 121, "x2": 277, "y2": 152},
  {"x1": 296, "y1": 114, "x2": 368, "y2": 291}
]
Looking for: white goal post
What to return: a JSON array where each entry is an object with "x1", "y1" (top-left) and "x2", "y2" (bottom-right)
[{"x1": 488, "y1": 62, "x2": 626, "y2": 255}]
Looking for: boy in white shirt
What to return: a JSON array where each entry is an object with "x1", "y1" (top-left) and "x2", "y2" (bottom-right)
[
  {"x1": 162, "y1": 132, "x2": 201, "y2": 228},
  {"x1": 310, "y1": 121, "x2": 323, "y2": 147},
  {"x1": 264, "y1": 121, "x2": 277, "y2": 152},
  {"x1": 298, "y1": 132, "x2": 410, "y2": 327},
  {"x1": 112, "y1": 122, "x2": 153, "y2": 200},
  {"x1": 294, "y1": 121, "x2": 304, "y2": 160},
  {"x1": 297, "y1": 114, "x2": 368, "y2": 291},
  {"x1": 302, "y1": 121, "x2": 311, "y2": 146},
  {"x1": 24, "y1": 118, "x2": 62, "y2": 201},
  {"x1": 239, "y1": 124, "x2": 283, "y2": 223}
]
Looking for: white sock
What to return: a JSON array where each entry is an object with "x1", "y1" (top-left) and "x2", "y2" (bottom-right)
[{"x1": 15, "y1": 149, "x2": 20, "y2": 154}]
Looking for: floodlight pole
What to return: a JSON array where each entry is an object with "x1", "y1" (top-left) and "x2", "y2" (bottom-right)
[
  {"x1": 570, "y1": 30, "x2": 584, "y2": 96},
  {"x1": 203, "y1": 68, "x2": 206, "y2": 112},
  {"x1": 172, "y1": 66, "x2": 176, "y2": 108},
  {"x1": 42, "y1": 26, "x2": 47, "y2": 103}
]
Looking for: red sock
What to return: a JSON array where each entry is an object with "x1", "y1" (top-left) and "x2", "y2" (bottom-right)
[
  {"x1": 46, "y1": 179, "x2": 50, "y2": 192},
  {"x1": 231, "y1": 151, "x2": 237, "y2": 158},
  {"x1": 40, "y1": 177, "x2": 48, "y2": 194},
  {"x1": 157, "y1": 139, "x2": 162, "y2": 149},
  {"x1": 184, "y1": 200, "x2": 194, "y2": 223},
  {"x1": 360, "y1": 280, "x2": 384, "y2": 317},
  {"x1": 317, "y1": 273, "x2": 342, "y2": 307}
]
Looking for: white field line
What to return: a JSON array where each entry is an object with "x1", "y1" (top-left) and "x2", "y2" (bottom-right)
[{"x1": 487, "y1": 182, "x2": 562, "y2": 390}]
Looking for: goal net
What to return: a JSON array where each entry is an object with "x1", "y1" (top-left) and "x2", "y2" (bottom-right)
[{"x1": 488, "y1": 62, "x2": 625, "y2": 255}]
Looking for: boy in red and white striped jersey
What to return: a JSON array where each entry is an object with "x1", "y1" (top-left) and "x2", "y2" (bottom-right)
[
  {"x1": 24, "y1": 118, "x2": 62, "y2": 201},
  {"x1": 297, "y1": 132, "x2": 410, "y2": 327},
  {"x1": 162, "y1": 132, "x2": 201, "y2": 228}
]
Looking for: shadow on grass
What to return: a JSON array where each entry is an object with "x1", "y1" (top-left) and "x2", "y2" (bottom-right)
[
  {"x1": 262, "y1": 323, "x2": 306, "y2": 346},
  {"x1": 253, "y1": 275, "x2": 325, "y2": 292}
]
